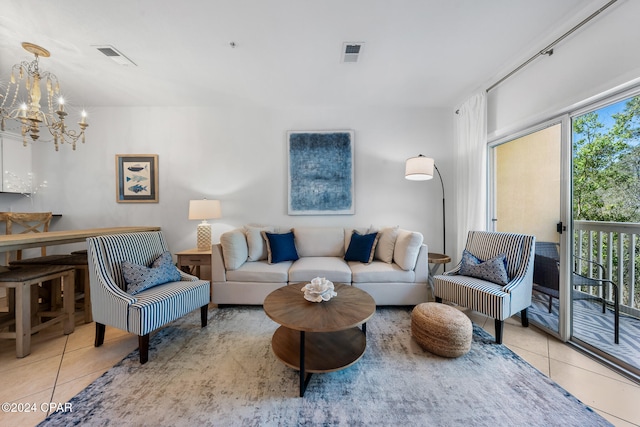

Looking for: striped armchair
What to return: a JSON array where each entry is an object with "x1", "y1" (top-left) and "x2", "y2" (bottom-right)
[
  {"x1": 87, "y1": 231, "x2": 210, "y2": 363},
  {"x1": 433, "y1": 231, "x2": 535, "y2": 344}
]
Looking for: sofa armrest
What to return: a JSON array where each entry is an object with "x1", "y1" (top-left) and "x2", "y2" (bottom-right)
[
  {"x1": 414, "y1": 244, "x2": 428, "y2": 282},
  {"x1": 87, "y1": 239, "x2": 137, "y2": 331},
  {"x1": 211, "y1": 243, "x2": 227, "y2": 282}
]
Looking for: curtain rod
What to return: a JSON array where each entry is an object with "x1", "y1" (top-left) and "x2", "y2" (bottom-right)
[
  {"x1": 485, "y1": 0, "x2": 618, "y2": 94},
  {"x1": 455, "y1": 0, "x2": 618, "y2": 114}
]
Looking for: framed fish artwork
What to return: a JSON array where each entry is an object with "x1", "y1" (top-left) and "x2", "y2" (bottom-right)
[{"x1": 115, "y1": 154, "x2": 159, "y2": 203}]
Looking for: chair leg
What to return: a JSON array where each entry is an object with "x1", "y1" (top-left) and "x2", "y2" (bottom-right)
[
  {"x1": 521, "y1": 308, "x2": 529, "y2": 327},
  {"x1": 201, "y1": 304, "x2": 208, "y2": 327},
  {"x1": 494, "y1": 319, "x2": 504, "y2": 344},
  {"x1": 548, "y1": 295, "x2": 553, "y2": 313},
  {"x1": 435, "y1": 297, "x2": 442, "y2": 303},
  {"x1": 139, "y1": 334, "x2": 149, "y2": 364},
  {"x1": 95, "y1": 323, "x2": 106, "y2": 347}
]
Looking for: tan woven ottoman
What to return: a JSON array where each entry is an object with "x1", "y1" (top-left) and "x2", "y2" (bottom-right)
[{"x1": 411, "y1": 302, "x2": 472, "y2": 358}]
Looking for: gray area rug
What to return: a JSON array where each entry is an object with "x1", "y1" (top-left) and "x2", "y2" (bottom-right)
[{"x1": 40, "y1": 306, "x2": 610, "y2": 426}]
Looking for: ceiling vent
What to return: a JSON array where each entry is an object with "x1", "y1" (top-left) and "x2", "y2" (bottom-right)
[
  {"x1": 341, "y1": 42, "x2": 364, "y2": 63},
  {"x1": 93, "y1": 45, "x2": 137, "y2": 66}
]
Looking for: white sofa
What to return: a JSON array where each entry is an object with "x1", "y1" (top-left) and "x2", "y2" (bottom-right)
[{"x1": 211, "y1": 226, "x2": 429, "y2": 305}]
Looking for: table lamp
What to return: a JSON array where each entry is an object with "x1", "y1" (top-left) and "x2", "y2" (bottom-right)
[{"x1": 188, "y1": 199, "x2": 222, "y2": 251}]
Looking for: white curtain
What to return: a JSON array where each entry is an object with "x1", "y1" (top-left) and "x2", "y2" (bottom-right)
[{"x1": 453, "y1": 91, "x2": 487, "y2": 262}]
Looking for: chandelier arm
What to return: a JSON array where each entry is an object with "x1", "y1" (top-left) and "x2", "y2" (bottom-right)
[{"x1": 0, "y1": 42, "x2": 88, "y2": 150}]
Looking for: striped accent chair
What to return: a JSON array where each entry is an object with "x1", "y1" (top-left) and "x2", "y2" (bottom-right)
[
  {"x1": 433, "y1": 231, "x2": 535, "y2": 344},
  {"x1": 87, "y1": 231, "x2": 210, "y2": 364}
]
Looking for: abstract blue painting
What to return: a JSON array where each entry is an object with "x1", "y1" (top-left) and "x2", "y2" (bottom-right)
[{"x1": 288, "y1": 130, "x2": 354, "y2": 215}]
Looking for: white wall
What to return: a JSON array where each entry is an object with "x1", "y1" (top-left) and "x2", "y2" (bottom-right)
[
  {"x1": 1, "y1": 104, "x2": 454, "y2": 255},
  {"x1": 488, "y1": 0, "x2": 640, "y2": 138}
]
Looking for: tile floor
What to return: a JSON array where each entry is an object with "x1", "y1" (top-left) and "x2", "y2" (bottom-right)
[{"x1": 1, "y1": 307, "x2": 639, "y2": 427}]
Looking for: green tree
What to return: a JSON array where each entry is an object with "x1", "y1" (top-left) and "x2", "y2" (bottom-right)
[
  {"x1": 607, "y1": 97, "x2": 640, "y2": 221},
  {"x1": 573, "y1": 112, "x2": 630, "y2": 220},
  {"x1": 572, "y1": 96, "x2": 640, "y2": 222},
  {"x1": 573, "y1": 96, "x2": 640, "y2": 309}
]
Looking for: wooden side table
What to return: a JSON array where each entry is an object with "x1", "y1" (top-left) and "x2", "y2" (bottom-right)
[
  {"x1": 176, "y1": 248, "x2": 212, "y2": 301},
  {"x1": 428, "y1": 252, "x2": 451, "y2": 294}
]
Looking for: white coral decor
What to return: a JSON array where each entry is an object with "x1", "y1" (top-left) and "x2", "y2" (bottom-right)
[{"x1": 302, "y1": 277, "x2": 337, "y2": 302}]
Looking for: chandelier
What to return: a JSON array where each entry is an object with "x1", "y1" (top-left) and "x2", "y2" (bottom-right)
[{"x1": 0, "y1": 42, "x2": 88, "y2": 151}]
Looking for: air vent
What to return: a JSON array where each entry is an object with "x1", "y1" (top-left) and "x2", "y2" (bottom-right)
[
  {"x1": 342, "y1": 42, "x2": 364, "y2": 63},
  {"x1": 93, "y1": 45, "x2": 137, "y2": 66}
]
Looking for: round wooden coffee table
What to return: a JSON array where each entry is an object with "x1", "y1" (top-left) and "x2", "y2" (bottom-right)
[{"x1": 263, "y1": 282, "x2": 375, "y2": 396}]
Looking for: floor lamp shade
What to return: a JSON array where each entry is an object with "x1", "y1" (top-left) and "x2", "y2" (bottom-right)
[
  {"x1": 189, "y1": 199, "x2": 222, "y2": 251},
  {"x1": 405, "y1": 155, "x2": 434, "y2": 181}
]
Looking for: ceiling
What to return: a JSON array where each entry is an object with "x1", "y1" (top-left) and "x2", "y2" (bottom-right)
[{"x1": 0, "y1": 0, "x2": 607, "y2": 110}]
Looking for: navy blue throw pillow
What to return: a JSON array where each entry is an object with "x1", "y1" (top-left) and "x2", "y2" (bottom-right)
[
  {"x1": 345, "y1": 231, "x2": 380, "y2": 263},
  {"x1": 263, "y1": 231, "x2": 299, "y2": 264}
]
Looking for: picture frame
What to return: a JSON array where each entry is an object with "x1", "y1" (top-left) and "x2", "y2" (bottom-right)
[
  {"x1": 115, "y1": 154, "x2": 159, "y2": 203},
  {"x1": 287, "y1": 130, "x2": 354, "y2": 215}
]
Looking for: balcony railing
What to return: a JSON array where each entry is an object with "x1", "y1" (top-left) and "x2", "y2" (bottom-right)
[{"x1": 574, "y1": 220, "x2": 640, "y2": 318}]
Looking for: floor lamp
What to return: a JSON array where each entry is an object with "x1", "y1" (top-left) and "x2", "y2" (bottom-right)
[{"x1": 405, "y1": 154, "x2": 446, "y2": 254}]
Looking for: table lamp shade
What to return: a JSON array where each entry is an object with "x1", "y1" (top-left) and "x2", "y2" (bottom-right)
[
  {"x1": 189, "y1": 199, "x2": 222, "y2": 251},
  {"x1": 189, "y1": 199, "x2": 222, "y2": 220}
]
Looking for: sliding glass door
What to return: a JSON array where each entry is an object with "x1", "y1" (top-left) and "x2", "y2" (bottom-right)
[
  {"x1": 490, "y1": 121, "x2": 569, "y2": 338},
  {"x1": 489, "y1": 92, "x2": 640, "y2": 377},
  {"x1": 570, "y1": 94, "x2": 640, "y2": 375}
]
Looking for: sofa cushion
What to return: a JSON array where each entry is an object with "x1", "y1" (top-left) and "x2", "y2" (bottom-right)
[
  {"x1": 288, "y1": 257, "x2": 352, "y2": 283},
  {"x1": 345, "y1": 231, "x2": 380, "y2": 263},
  {"x1": 350, "y1": 260, "x2": 415, "y2": 283},
  {"x1": 220, "y1": 229, "x2": 248, "y2": 270},
  {"x1": 294, "y1": 227, "x2": 345, "y2": 257},
  {"x1": 373, "y1": 226, "x2": 399, "y2": 263},
  {"x1": 244, "y1": 225, "x2": 274, "y2": 261},
  {"x1": 226, "y1": 260, "x2": 292, "y2": 283},
  {"x1": 393, "y1": 229, "x2": 424, "y2": 271},
  {"x1": 263, "y1": 231, "x2": 299, "y2": 264},
  {"x1": 122, "y1": 251, "x2": 181, "y2": 295}
]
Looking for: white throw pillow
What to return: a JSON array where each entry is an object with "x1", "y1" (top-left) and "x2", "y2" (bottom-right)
[
  {"x1": 244, "y1": 225, "x2": 274, "y2": 261},
  {"x1": 393, "y1": 229, "x2": 424, "y2": 271},
  {"x1": 294, "y1": 227, "x2": 345, "y2": 257},
  {"x1": 373, "y1": 225, "x2": 399, "y2": 263},
  {"x1": 220, "y1": 229, "x2": 248, "y2": 270}
]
